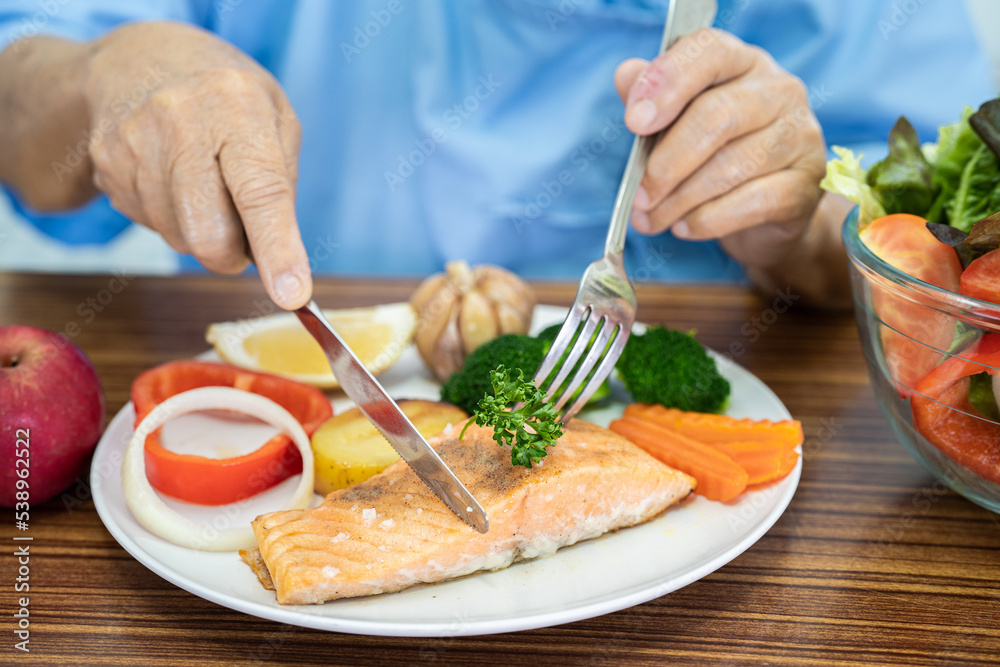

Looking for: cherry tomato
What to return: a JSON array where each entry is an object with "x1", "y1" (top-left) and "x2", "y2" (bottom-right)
[{"x1": 861, "y1": 214, "x2": 963, "y2": 396}]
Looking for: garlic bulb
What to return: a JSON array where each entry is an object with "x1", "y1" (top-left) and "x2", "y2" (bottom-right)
[{"x1": 410, "y1": 261, "x2": 536, "y2": 381}]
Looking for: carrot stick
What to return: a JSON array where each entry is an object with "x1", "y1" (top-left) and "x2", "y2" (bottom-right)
[
  {"x1": 610, "y1": 416, "x2": 748, "y2": 502},
  {"x1": 710, "y1": 441, "x2": 800, "y2": 486},
  {"x1": 748, "y1": 450, "x2": 799, "y2": 488},
  {"x1": 624, "y1": 403, "x2": 803, "y2": 448}
]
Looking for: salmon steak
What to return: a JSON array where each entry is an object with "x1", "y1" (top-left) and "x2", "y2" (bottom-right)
[{"x1": 248, "y1": 419, "x2": 695, "y2": 605}]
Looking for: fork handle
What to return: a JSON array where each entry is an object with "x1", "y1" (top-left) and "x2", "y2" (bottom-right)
[
  {"x1": 604, "y1": 0, "x2": 718, "y2": 257},
  {"x1": 605, "y1": 133, "x2": 655, "y2": 257}
]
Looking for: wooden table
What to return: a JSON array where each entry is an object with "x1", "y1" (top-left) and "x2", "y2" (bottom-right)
[{"x1": 2, "y1": 272, "x2": 998, "y2": 666}]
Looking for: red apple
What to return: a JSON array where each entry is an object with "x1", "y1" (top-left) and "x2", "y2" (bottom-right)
[{"x1": 0, "y1": 326, "x2": 105, "y2": 507}]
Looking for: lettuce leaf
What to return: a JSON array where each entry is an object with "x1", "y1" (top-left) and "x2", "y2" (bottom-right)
[
  {"x1": 969, "y1": 372, "x2": 1000, "y2": 421},
  {"x1": 926, "y1": 213, "x2": 1000, "y2": 269},
  {"x1": 820, "y1": 146, "x2": 886, "y2": 227},
  {"x1": 970, "y1": 98, "x2": 1000, "y2": 160},
  {"x1": 926, "y1": 107, "x2": 1000, "y2": 231},
  {"x1": 822, "y1": 103, "x2": 1000, "y2": 234},
  {"x1": 949, "y1": 144, "x2": 1000, "y2": 232},
  {"x1": 865, "y1": 118, "x2": 936, "y2": 216},
  {"x1": 964, "y1": 211, "x2": 1000, "y2": 250}
]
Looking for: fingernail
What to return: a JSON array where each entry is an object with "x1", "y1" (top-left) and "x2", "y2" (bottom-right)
[
  {"x1": 631, "y1": 209, "x2": 651, "y2": 233},
  {"x1": 672, "y1": 221, "x2": 690, "y2": 238},
  {"x1": 273, "y1": 271, "x2": 304, "y2": 307},
  {"x1": 627, "y1": 99, "x2": 658, "y2": 133},
  {"x1": 633, "y1": 185, "x2": 650, "y2": 210}
]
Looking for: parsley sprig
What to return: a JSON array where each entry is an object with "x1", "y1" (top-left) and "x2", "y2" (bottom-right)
[{"x1": 459, "y1": 365, "x2": 563, "y2": 468}]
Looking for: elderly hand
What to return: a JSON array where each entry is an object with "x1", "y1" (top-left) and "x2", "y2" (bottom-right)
[
  {"x1": 84, "y1": 22, "x2": 309, "y2": 309},
  {"x1": 615, "y1": 28, "x2": 829, "y2": 273}
]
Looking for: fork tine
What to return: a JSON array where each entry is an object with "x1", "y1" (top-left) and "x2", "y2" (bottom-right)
[
  {"x1": 532, "y1": 304, "x2": 587, "y2": 388},
  {"x1": 561, "y1": 325, "x2": 629, "y2": 420},
  {"x1": 538, "y1": 311, "x2": 600, "y2": 402},
  {"x1": 552, "y1": 320, "x2": 616, "y2": 412}
]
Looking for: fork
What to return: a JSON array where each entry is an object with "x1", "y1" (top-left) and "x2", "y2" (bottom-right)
[{"x1": 532, "y1": 0, "x2": 717, "y2": 421}]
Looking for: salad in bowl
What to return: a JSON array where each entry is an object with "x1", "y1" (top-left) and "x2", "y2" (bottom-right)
[{"x1": 824, "y1": 100, "x2": 1000, "y2": 512}]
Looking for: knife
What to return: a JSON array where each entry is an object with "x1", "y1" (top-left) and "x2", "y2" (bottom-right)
[{"x1": 295, "y1": 299, "x2": 489, "y2": 533}]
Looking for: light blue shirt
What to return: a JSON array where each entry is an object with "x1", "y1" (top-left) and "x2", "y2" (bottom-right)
[{"x1": 0, "y1": 0, "x2": 995, "y2": 280}]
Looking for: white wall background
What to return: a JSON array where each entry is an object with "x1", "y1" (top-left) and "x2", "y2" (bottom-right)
[
  {"x1": 967, "y1": 0, "x2": 1000, "y2": 86},
  {"x1": 3, "y1": 1, "x2": 1000, "y2": 276},
  {"x1": 0, "y1": 193, "x2": 178, "y2": 274}
]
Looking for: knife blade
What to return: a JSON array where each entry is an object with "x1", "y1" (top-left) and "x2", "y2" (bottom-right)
[{"x1": 295, "y1": 299, "x2": 489, "y2": 533}]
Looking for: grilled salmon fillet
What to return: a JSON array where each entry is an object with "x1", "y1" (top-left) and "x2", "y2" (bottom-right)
[{"x1": 250, "y1": 419, "x2": 695, "y2": 605}]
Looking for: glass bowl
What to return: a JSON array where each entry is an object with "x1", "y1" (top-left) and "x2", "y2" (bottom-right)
[{"x1": 843, "y1": 208, "x2": 1000, "y2": 513}]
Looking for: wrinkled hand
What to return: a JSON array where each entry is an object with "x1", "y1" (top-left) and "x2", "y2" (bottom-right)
[
  {"x1": 615, "y1": 29, "x2": 827, "y2": 270},
  {"x1": 85, "y1": 23, "x2": 309, "y2": 309}
]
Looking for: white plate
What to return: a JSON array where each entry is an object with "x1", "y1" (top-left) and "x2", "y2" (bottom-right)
[{"x1": 91, "y1": 305, "x2": 801, "y2": 637}]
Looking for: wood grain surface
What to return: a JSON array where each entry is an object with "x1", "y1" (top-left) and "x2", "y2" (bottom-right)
[{"x1": 1, "y1": 272, "x2": 998, "y2": 667}]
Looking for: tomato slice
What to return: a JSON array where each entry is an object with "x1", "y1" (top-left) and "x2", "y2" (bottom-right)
[
  {"x1": 131, "y1": 361, "x2": 333, "y2": 505},
  {"x1": 960, "y1": 249, "x2": 1000, "y2": 304},
  {"x1": 860, "y1": 214, "x2": 963, "y2": 395},
  {"x1": 911, "y1": 334, "x2": 1000, "y2": 484}
]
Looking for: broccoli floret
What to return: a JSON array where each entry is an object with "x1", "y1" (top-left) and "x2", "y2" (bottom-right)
[
  {"x1": 441, "y1": 335, "x2": 547, "y2": 413},
  {"x1": 536, "y1": 323, "x2": 561, "y2": 344},
  {"x1": 616, "y1": 326, "x2": 729, "y2": 413},
  {"x1": 439, "y1": 325, "x2": 614, "y2": 413}
]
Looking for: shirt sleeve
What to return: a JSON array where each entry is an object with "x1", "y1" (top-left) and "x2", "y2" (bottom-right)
[
  {"x1": 0, "y1": 0, "x2": 208, "y2": 47},
  {"x1": 719, "y1": 0, "x2": 997, "y2": 162},
  {"x1": 0, "y1": 0, "x2": 210, "y2": 245}
]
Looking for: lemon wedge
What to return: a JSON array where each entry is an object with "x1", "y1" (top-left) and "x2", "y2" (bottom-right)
[{"x1": 205, "y1": 303, "x2": 417, "y2": 388}]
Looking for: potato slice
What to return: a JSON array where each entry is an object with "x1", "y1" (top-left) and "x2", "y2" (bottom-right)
[{"x1": 311, "y1": 400, "x2": 468, "y2": 495}]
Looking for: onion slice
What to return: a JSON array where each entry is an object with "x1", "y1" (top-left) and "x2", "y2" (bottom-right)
[{"x1": 122, "y1": 386, "x2": 315, "y2": 551}]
